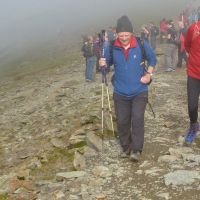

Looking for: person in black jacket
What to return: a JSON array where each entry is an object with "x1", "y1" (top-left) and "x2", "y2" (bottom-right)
[
  {"x1": 149, "y1": 22, "x2": 159, "y2": 50},
  {"x1": 176, "y1": 21, "x2": 187, "y2": 68},
  {"x1": 81, "y1": 35, "x2": 97, "y2": 81},
  {"x1": 164, "y1": 20, "x2": 178, "y2": 72}
]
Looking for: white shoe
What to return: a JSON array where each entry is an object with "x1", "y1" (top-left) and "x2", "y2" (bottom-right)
[{"x1": 130, "y1": 151, "x2": 141, "y2": 162}]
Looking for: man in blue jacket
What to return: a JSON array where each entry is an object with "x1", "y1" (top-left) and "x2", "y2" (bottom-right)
[{"x1": 99, "y1": 15, "x2": 156, "y2": 162}]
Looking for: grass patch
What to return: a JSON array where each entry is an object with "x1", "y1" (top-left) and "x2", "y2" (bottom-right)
[
  {"x1": 30, "y1": 147, "x2": 75, "y2": 180},
  {"x1": 0, "y1": 194, "x2": 7, "y2": 200},
  {"x1": 96, "y1": 129, "x2": 116, "y2": 139},
  {"x1": 69, "y1": 141, "x2": 86, "y2": 149}
]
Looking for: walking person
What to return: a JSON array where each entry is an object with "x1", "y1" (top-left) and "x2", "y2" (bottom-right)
[
  {"x1": 141, "y1": 25, "x2": 150, "y2": 43},
  {"x1": 184, "y1": 15, "x2": 200, "y2": 143},
  {"x1": 159, "y1": 18, "x2": 168, "y2": 44},
  {"x1": 99, "y1": 15, "x2": 156, "y2": 162},
  {"x1": 81, "y1": 35, "x2": 97, "y2": 81},
  {"x1": 149, "y1": 21, "x2": 159, "y2": 50},
  {"x1": 176, "y1": 21, "x2": 187, "y2": 68},
  {"x1": 164, "y1": 20, "x2": 178, "y2": 72}
]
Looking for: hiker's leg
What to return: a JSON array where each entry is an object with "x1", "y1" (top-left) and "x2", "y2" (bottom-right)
[
  {"x1": 160, "y1": 32, "x2": 164, "y2": 44},
  {"x1": 87, "y1": 57, "x2": 95, "y2": 80},
  {"x1": 131, "y1": 92, "x2": 148, "y2": 153},
  {"x1": 85, "y1": 58, "x2": 90, "y2": 80},
  {"x1": 165, "y1": 44, "x2": 173, "y2": 69},
  {"x1": 187, "y1": 76, "x2": 200, "y2": 124},
  {"x1": 182, "y1": 51, "x2": 187, "y2": 65},
  {"x1": 176, "y1": 47, "x2": 181, "y2": 67},
  {"x1": 179, "y1": 52, "x2": 183, "y2": 67},
  {"x1": 171, "y1": 44, "x2": 177, "y2": 68},
  {"x1": 152, "y1": 37, "x2": 156, "y2": 50},
  {"x1": 113, "y1": 93, "x2": 131, "y2": 152}
]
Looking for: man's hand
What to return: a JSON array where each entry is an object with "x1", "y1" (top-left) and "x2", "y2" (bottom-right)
[
  {"x1": 99, "y1": 58, "x2": 107, "y2": 67},
  {"x1": 140, "y1": 73, "x2": 152, "y2": 84}
]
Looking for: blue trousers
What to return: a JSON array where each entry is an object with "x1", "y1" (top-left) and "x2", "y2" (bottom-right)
[{"x1": 85, "y1": 56, "x2": 96, "y2": 81}]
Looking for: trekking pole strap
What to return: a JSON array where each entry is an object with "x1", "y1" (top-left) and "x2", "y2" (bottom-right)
[{"x1": 101, "y1": 67, "x2": 108, "y2": 85}]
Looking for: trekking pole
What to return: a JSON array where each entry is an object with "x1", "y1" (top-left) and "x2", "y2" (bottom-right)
[
  {"x1": 147, "y1": 101, "x2": 155, "y2": 118},
  {"x1": 101, "y1": 65, "x2": 106, "y2": 161},
  {"x1": 106, "y1": 85, "x2": 115, "y2": 136},
  {"x1": 101, "y1": 76, "x2": 104, "y2": 135},
  {"x1": 101, "y1": 44, "x2": 115, "y2": 137},
  {"x1": 101, "y1": 66, "x2": 115, "y2": 137}
]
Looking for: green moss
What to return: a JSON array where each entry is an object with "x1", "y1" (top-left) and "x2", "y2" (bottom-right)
[
  {"x1": 69, "y1": 141, "x2": 86, "y2": 149},
  {"x1": 0, "y1": 194, "x2": 8, "y2": 200},
  {"x1": 30, "y1": 148, "x2": 75, "y2": 180},
  {"x1": 45, "y1": 104, "x2": 53, "y2": 112},
  {"x1": 81, "y1": 116, "x2": 99, "y2": 126},
  {"x1": 96, "y1": 129, "x2": 116, "y2": 138}
]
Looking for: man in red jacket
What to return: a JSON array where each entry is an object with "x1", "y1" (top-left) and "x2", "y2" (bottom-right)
[{"x1": 184, "y1": 15, "x2": 200, "y2": 143}]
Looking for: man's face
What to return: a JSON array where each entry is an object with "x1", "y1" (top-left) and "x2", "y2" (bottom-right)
[{"x1": 117, "y1": 32, "x2": 132, "y2": 47}]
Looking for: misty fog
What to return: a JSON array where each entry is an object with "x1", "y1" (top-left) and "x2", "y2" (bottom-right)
[{"x1": 0, "y1": 0, "x2": 199, "y2": 72}]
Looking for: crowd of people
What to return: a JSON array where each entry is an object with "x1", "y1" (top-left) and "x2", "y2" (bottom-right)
[{"x1": 80, "y1": 5, "x2": 200, "y2": 162}]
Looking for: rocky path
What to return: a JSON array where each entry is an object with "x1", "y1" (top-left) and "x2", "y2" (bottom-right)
[{"x1": 0, "y1": 49, "x2": 200, "y2": 200}]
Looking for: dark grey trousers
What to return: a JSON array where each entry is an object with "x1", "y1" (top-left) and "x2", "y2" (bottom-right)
[
  {"x1": 113, "y1": 92, "x2": 148, "y2": 153},
  {"x1": 187, "y1": 76, "x2": 200, "y2": 125}
]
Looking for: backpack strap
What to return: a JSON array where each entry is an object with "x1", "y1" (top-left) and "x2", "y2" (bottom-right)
[
  {"x1": 135, "y1": 36, "x2": 147, "y2": 64},
  {"x1": 135, "y1": 36, "x2": 153, "y2": 85},
  {"x1": 109, "y1": 39, "x2": 115, "y2": 64}
]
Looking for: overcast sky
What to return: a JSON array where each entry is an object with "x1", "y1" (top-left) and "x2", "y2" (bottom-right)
[{"x1": 0, "y1": 0, "x2": 199, "y2": 69}]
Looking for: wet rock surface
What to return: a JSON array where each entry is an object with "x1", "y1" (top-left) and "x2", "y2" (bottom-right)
[{"x1": 1, "y1": 47, "x2": 200, "y2": 199}]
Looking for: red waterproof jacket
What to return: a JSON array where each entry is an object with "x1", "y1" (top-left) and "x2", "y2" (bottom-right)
[{"x1": 185, "y1": 20, "x2": 200, "y2": 80}]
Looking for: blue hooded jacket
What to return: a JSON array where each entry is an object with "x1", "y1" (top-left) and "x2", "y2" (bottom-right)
[{"x1": 105, "y1": 36, "x2": 156, "y2": 97}]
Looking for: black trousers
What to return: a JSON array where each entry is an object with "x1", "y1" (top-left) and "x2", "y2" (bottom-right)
[
  {"x1": 113, "y1": 92, "x2": 148, "y2": 153},
  {"x1": 177, "y1": 48, "x2": 187, "y2": 67},
  {"x1": 187, "y1": 76, "x2": 200, "y2": 125}
]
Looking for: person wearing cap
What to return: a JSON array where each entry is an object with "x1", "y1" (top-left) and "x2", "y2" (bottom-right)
[
  {"x1": 81, "y1": 35, "x2": 97, "y2": 81},
  {"x1": 99, "y1": 15, "x2": 156, "y2": 162}
]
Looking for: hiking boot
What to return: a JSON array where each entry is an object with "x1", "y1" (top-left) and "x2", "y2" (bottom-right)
[
  {"x1": 120, "y1": 148, "x2": 130, "y2": 158},
  {"x1": 130, "y1": 151, "x2": 141, "y2": 162},
  {"x1": 165, "y1": 67, "x2": 175, "y2": 72},
  {"x1": 86, "y1": 79, "x2": 91, "y2": 82},
  {"x1": 185, "y1": 122, "x2": 199, "y2": 144}
]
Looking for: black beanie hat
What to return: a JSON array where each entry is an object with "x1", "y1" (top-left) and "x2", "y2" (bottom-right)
[{"x1": 116, "y1": 15, "x2": 133, "y2": 33}]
